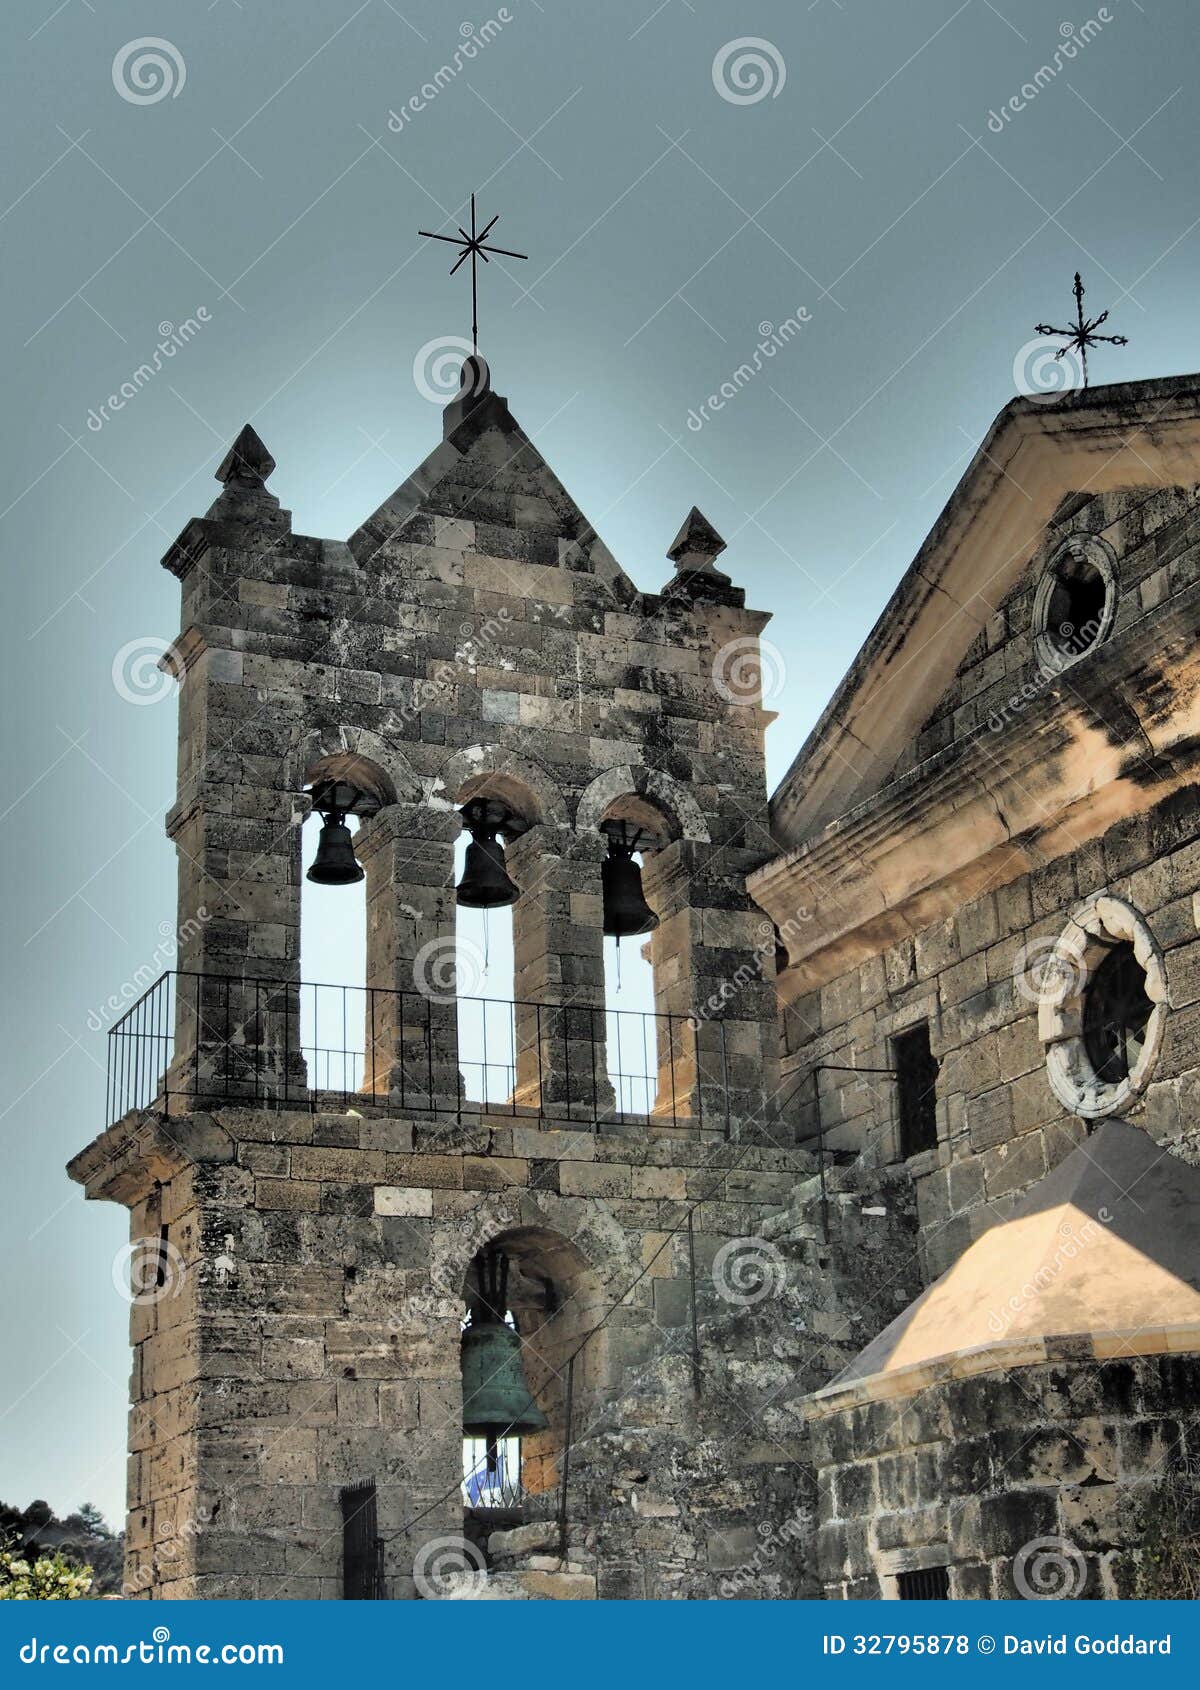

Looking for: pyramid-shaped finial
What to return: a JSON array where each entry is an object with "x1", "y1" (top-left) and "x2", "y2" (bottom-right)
[
  {"x1": 667, "y1": 507, "x2": 728, "y2": 574},
  {"x1": 215, "y1": 424, "x2": 275, "y2": 488}
]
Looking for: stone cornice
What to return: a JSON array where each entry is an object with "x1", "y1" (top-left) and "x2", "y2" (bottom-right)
[{"x1": 752, "y1": 582, "x2": 1200, "y2": 993}]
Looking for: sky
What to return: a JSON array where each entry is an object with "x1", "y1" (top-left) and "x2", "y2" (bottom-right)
[{"x1": 1, "y1": 0, "x2": 1197, "y2": 1527}]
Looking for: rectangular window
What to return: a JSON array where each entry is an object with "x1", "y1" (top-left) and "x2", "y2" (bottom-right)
[
  {"x1": 896, "y1": 1564, "x2": 950, "y2": 1599},
  {"x1": 893, "y1": 1023, "x2": 939, "y2": 1158}
]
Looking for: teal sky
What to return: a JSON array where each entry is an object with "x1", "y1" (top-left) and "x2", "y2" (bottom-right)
[{"x1": 2, "y1": 0, "x2": 1197, "y2": 1526}]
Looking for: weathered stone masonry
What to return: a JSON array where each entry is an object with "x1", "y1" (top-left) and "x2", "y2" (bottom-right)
[{"x1": 70, "y1": 369, "x2": 1200, "y2": 1600}]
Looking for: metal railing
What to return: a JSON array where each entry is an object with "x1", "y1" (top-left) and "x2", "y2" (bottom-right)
[{"x1": 103, "y1": 969, "x2": 733, "y2": 1136}]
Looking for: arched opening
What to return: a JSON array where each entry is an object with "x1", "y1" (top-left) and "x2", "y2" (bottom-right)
[
  {"x1": 298, "y1": 753, "x2": 390, "y2": 1100},
  {"x1": 452, "y1": 774, "x2": 537, "y2": 1108},
  {"x1": 459, "y1": 1230, "x2": 611, "y2": 1544},
  {"x1": 598, "y1": 797, "x2": 668, "y2": 1116}
]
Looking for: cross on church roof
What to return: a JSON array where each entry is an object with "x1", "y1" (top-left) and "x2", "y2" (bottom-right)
[
  {"x1": 419, "y1": 193, "x2": 528, "y2": 355},
  {"x1": 1034, "y1": 271, "x2": 1127, "y2": 389}
]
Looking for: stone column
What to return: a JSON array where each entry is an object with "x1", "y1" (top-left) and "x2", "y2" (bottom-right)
[
  {"x1": 162, "y1": 700, "x2": 305, "y2": 1113},
  {"x1": 355, "y1": 803, "x2": 462, "y2": 1111},
  {"x1": 641, "y1": 840, "x2": 777, "y2": 1137},
  {"x1": 505, "y1": 825, "x2": 614, "y2": 1121}
]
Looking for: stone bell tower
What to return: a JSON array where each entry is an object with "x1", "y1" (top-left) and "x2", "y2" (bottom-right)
[{"x1": 69, "y1": 354, "x2": 806, "y2": 1599}]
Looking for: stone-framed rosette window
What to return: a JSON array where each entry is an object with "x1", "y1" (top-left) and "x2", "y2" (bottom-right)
[
  {"x1": 1037, "y1": 895, "x2": 1167, "y2": 1119},
  {"x1": 1032, "y1": 532, "x2": 1118, "y2": 673}
]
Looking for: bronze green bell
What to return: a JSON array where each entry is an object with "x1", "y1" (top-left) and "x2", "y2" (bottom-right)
[{"x1": 461, "y1": 1250, "x2": 548, "y2": 1444}]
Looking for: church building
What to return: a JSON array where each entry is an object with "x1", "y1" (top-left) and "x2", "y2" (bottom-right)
[{"x1": 69, "y1": 355, "x2": 1200, "y2": 1600}]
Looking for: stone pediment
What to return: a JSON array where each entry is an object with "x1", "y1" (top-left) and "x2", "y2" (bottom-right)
[
  {"x1": 348, "y1": 365, "x2": 639, "y2": 608},
  {"x1": 770, "y1": 374, "x2": 1200, "y2": 853},
  {"x1": 752, "y1": 575, "x2": 1200, "y2": 991}
]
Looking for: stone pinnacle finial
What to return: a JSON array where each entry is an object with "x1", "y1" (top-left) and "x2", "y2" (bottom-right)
[
  {"x1": 667, "y1": 507, "x2": 729, "y2": 575},
  {"x1": 458, "y1": 353, "x2": 491, "y2": 400},
  {"x1": 215, "y1": 424, "x2": 276, "y2": 489}
]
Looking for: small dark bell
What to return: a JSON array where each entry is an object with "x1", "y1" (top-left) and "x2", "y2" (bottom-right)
[
  {"x1": 602, "y1": 824, "x2": 659, "y2": 939},
  {"x1": 456, "y1": 798, "x2": 520, "y2": 909},
  {"x1": 307, "y1": 815, "x2": 363, "y2": 885}
]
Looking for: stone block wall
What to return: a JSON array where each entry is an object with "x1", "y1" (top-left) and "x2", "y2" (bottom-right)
[
  {"x1": 781, "y1": 781, "x2": 1200, "y2": 1280},
  {"x1": 809, "y1": 1350, "x2": 1200, "y2": 1600},
  {"x1": 74, "y1": 1102, "x2": 822, "y2": 1599}
]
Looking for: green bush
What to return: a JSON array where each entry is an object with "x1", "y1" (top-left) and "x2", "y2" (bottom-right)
[{"x1": 0, "y1": 1538, "x2": 94, "y2": 1601}]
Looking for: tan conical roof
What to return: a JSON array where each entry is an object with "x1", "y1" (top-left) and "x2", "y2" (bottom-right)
[{"x1": 810, "y1": 1119, "x2": 1200, "y2": 1414}]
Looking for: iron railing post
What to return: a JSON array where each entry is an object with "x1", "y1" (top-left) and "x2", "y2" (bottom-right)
[{"x1": 557, "y1": 1353, "x2": 575, "y2": 1564}]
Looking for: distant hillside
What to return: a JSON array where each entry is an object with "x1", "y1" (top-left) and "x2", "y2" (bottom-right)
[{"x1": 1, "y1": 1500, "x2": 124, "y2": 1596}]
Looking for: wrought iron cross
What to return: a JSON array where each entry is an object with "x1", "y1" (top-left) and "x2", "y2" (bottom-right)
[
  {"x1": 1035, "y1": 271, "x2": 1127, "y2": 389},
  {"x1": 418, "y1": 193, "x2": 528, "y2": 354}
]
